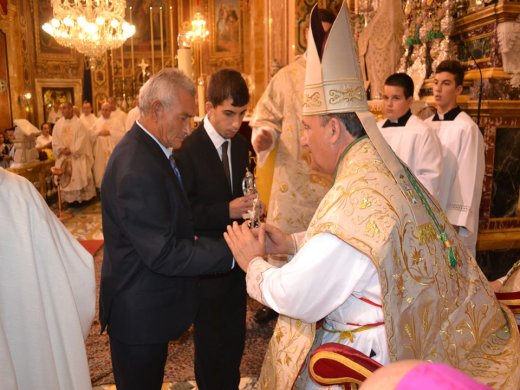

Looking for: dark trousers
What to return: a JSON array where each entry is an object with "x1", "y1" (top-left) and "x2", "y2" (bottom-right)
[
  {"x1": 109, "y1": 335, "x2": 168, "y2": 390},
  {"x1": 194, "y1": 267, "x2": 247, "y2": 390}
]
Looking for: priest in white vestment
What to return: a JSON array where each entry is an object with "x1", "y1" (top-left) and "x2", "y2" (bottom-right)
[
  {"x1": 125, "y1": 100, "x2": 140, "y2": 131},
  {"x1": 52, "y1": 101, "x2": 96, "y2": 204},
  {"x1": 424, "y1": 60, "x2": 485, "y2": 256},
  {"x1": 224, "y1": 4, "x2": 520, "y2": 389},
  {"x1": 91, "y1": 102, "x2": 126, "y2": 189},
  {"x1": 80, "y1": 100, "x2": 97, "y2": 131},
  {"x1": 249, "y1": 8, "x2": 335, "y2": 265},
  {"x1": 377, "y1": 73, "x2": 442, "y2": 200},
  {"x1": 47, "y1": 100, "x2": 62, "y2": 125},
  {"x1": 0, "y1": 167, "x2": 95, "y2": 390},
  {"x1": 107, "y1": 96, "x2": 127, "y2": 129}
]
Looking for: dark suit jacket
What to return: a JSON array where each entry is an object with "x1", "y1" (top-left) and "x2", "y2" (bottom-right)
[
  {"x1": 175, "y1": 121, "x2": 249, "y2": 237},
  {"x1": 99, "y1": 123, "x2": 233, "y2": 344}
]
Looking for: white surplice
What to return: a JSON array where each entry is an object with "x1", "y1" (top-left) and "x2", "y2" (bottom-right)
[
  {"x1": 125, "y1": 106, "x2": 140, "y2": 131},
  {"x1": 0, "y1": 168, "x2": 95, "y2": 390},
  {"x1": 47, "y1": 108, "x2": 61, "y2": 124},
  {"x1": 377, "y1": 114, "x2": 443, "y2": 200},
  {"x1": 112, "y1": 107, "x2": 128, "y2": 129},
  {"x1": 246, "y1": 232, "x2": 387, "y2": 389},
  {"x1": 52, "y1": 116, "x2": 96, "y2": 203},
  {"x1": 425, "y1": 110, "x2": 484, "y2": 255},
  {"x1": 91, "y1": 116, "x2": 125, "y2": 188},
  {"x1": 80, "y1": 113, "x2": 97, "y2": 131}
]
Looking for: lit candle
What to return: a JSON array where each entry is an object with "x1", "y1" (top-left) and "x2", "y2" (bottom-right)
[
  {"x1": 120, "y1": 46, "x2": 125, "y2": 82},
  {"x1": 150, "y1": 6, "x2": 155, "y2": 74},
  {"x1": 130, "y1": 6, "x2": 135, "y2": 82},
  {"x1": 159, "y1": 7, "x2": 164, "y2": 68},
  {"x1": 111, "y1": 49, "x2": 115, "y2": 96},
  {"x1": 197, "y1": 78, "x2": 205, "y2": 118},
  {"x1": 177, "y1": 47, "x2": 193, "y2": 78},
  {"x1": 169, "y1": 5, "x2": 175, "y2": 67}
]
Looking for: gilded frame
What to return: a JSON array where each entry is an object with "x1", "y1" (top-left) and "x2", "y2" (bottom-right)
[
  {"x1": 209, "y1": 0, "x2": 242, "y2": 60},
  {"x1": 34, "y1": 78, "x2": 82, "y2": 126},
  {"x1": 33, "y1": 0, "x2": 74, "y2": 61}
]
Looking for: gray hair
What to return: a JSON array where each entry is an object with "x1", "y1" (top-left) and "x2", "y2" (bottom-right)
[
  {"x1": 320, "y1": 112, "x2": 366, "y2": 139},
  {"x1": 139, "y1": 68, "x2": 195, "y2": 115}
]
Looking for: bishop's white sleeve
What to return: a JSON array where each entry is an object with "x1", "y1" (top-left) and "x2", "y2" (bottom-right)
[{"x1": 246, "y1": 232, "x2": 378, "y2": 323}]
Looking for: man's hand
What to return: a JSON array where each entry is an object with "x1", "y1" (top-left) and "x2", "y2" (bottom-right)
[
  {"x1": 229, "y1": 194, "x2": 257, "y2": 219},
  {"x1": 224, "y1": 221, "x2": 266, "y2": 272},
  {"x1": 252, "y1": 129, "x2": 273, "y2": 154},
  {"x1": 61, "y1": 147, "x2": 71, "y2": 156}
]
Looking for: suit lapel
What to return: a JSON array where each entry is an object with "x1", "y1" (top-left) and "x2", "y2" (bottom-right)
[{"x1": 132, "y1": 124, "x2": 190, "y2": 206}]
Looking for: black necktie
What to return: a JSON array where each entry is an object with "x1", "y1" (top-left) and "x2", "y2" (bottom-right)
[
  {"x1": 221, "y1": 141, "x2": 231, "y2": 189},
  {"x1": 169, "y1": 154, "x2": 183, "y2": 189}
]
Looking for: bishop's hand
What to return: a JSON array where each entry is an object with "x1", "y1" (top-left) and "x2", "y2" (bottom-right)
[
  {"x1": 224, "y1": 221, "x2": 266, "y2": 272},
  {"x1": 263, "y1": 224, "x2": 295, "y2": 255}
]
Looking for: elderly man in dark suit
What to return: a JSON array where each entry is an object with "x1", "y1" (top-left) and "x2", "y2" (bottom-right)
[
  {"x1": 99, "y1": 68, "x2": 234, "y2": 390},
  {"x1": 175, "y1": 68, "x2": 255, "y2": 390}
]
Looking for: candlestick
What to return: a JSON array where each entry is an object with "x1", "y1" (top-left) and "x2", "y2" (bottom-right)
[
  {"x1": 111, "y1": 49, "x2": 115, "y2": 96},
  {"x1": 130, "y1": 6, "x2": 135, "y2": 82},
  {"x1": 150, "y1": 7, "x2": 155, "y2": 74},
  {"x1": 120, "y1": 46, "x2": 125, "y2": 82},
  {"x1": 169, "y1": 5, "x2": 175, "y2": 67},
  {"x1": 177, "y1": 47, "x2": 193, "y2": 78},
  {"x1": 197, "y1": 77, "x2": 205, "y2": 118},
  {"x1": 160, "y1": 6, "x2": 164, "y2": 69}
]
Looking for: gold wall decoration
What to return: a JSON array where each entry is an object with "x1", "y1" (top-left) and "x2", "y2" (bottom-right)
[{"x1": 33, "y1": 0, "x2": 74, "y2": 62}]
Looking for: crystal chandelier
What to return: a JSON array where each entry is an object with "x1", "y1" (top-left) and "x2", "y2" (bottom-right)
[
  {"x1": 185, "y1": 12, "x2": 209, "y2": 43},
  {"x1": 42, "y1": 0, "x2": 136, "y2": 59}
]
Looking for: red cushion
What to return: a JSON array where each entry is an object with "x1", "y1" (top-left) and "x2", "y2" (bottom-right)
[
  {"x1": 495, "y1": 291, "x2": 520, "y2": 314},
  {"x1": 308, "y1": 343, "x2": 383, "y2": 387}
]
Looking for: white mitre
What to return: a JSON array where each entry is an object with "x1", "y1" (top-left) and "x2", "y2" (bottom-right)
[
  {"x1": 303, "y1": 1, "x2": 430, "y2": 227},
  {"x1": 302, "y1": 1, "x2": 368, "y2": 115}
]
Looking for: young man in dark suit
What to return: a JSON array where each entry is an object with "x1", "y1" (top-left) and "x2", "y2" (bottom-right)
[
  {"x1": 99, "y1": 68, "x2": 234, "y2": 390},
  {"x1": 175, "y1": 68, "x2": 255, "y2": 390}
]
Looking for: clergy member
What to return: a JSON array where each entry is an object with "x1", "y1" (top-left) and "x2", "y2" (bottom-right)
[
  {"x1": 125, "y1": 94, "x2": 140, "y2": 131},
  {"x1": 377, "y1": 73, "x2": 443, "y2": 199},
  {"x1": 224, "y1": 3, "x2": 520, "y2": 389},
  {"x1": 80, "y1": 100, "x2": 97, "y2": 130},
  {"x1": 249, "y1": 8, "x2": 335, "y2": 323},
  {"x1": 424, "y1": 60, "x2": 484, "y2": 256},
  {"x1": 0, "y1": 167, "x2": 95, "y2": 389},
  {"x1": 91, "y1": 102, "x2": 126, "y2": 189},
  {"x1": 107, "y1": 96, "x2": 127, "y2": 129},
  {"x1": 52, "y1": 101, "x2": 96, "y2": 204},
  {"x1": 47, "y1": 100, "x2": 62, "y2": 125}
]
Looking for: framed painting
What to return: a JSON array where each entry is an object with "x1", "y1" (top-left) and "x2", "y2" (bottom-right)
[
  {"x1": 34, "y1": 79, "x2": 82, "y2": 126},
  {"x1": 33, "y1": 0, "x2": 74, "y2": 61},
  {"x1": 41, "y1": 87, "x2": 74, "y2": 120},
  {"x1": 210, "y1": 0, "x2": 241, "y2": 58}
]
